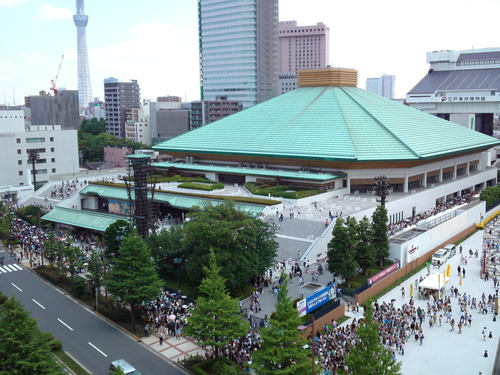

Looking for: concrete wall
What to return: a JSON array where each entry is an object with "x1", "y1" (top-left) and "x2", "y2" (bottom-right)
[{"x1": 355, "y1": 224, "x2": 477, "y2": 305}]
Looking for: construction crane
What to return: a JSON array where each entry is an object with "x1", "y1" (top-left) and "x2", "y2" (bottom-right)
[{"x1": 50, "y1": 54, "x2": 65, "y2": 95}]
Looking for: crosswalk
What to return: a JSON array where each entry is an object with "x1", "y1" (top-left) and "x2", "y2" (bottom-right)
[{"x1": 0, "y1": 264, "x2": 23, "y2": 273}]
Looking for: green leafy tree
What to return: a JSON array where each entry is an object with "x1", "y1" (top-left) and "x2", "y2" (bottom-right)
[
  {"x1": 86, "y1": 249, "x2": 106, "y2": 302},
  {"x1": 327, "y1": 217, "x2": 358, "y2": 288},
  {"x1": 372, "y1": 205, "x2": 390, "y2": 266},
  {"x1": 356, "y1": 216, "x2": 375, "y2": 275},
  {"x1": 251, "y1": 275, "x2": 310, "y2": 375},
  {"x1": 103, "y1": 220, "x2": 131, "y2": 256},
  {"x1": 183, "y1": 249, "x2": 249, "y2": 357},
  {"x1": 0, "y1": 201, "x2": 14, "y2": 239},
  {"x1": 0, "y1": 295, "x2": 64, "y2": 374},
  {"x1": 344, "y1": 302, "x2": 401, "y2": 375},
  {"x1": 42, "y1": 232, "x2": 65, "y2": 263},
  {"x1": 105, "y1": 231, "x2": 162, "y2": 322},
  {"x1": 183, "y1": 201, "x2": 278, "y2": 292},
  {"x1": 147, "y1": 225, "x2": 185, "y2": 277},
  {"x1": 80, "y1": 118, "x2": 106, "y2": 135}
]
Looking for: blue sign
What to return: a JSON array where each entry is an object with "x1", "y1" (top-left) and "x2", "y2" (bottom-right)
[{"x1": 297, "y1": 283, "x2": 337, "y2": 317}]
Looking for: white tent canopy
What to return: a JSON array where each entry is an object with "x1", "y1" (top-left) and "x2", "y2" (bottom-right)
[{"x1": 419, "y1": 273, "x2": 450, "y2": 290}]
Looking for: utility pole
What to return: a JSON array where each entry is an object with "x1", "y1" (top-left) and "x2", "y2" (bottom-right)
[
  {"x1": 27, "y1": 149, "x2": 40, "y2": 191},
  {"x1": 374, "y1": 175, "x2": 390, "y2": 206}
]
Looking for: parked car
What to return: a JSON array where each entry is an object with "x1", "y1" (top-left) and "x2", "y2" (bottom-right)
[
  {"x1": 444, "y1": 244, "x2": 456, "y2": 257},
  {"x1": 109, "y1": 359, "x2": 140, "y2": 375},
  {"x1": 431, "y1": 249, "x2": 448, "y2": 266}
]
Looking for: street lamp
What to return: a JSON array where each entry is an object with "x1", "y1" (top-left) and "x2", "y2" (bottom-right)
[
  {"x1": 27, "y1": 149, "x2": 40, "y2": 191},
  {"x1": 173, "y1": 257, "x2": 183, "y2": 293}
]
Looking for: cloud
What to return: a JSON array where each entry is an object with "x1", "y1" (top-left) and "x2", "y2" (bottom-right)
[
  {"x1": 89, "y1": 21, "x2": 200, "y2": 101},
  {"x1": 0, "y1": 0, "x2": 27, "y2": 6},
  {"x1": 39, "y1": 4, "x2": 72, "y2": 20}
]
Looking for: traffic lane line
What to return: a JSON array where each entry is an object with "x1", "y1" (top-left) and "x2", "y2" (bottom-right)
[
  {"x1": 32, "y1": 299, "x2": 46, "y2": 309},
  {"x1": 88, "y1": 342, "x2": 107, "y2": 357},
  {"x1": 58, "y1": 318, "x2": 74, "y2": 331},
  {"x1": 11, "y1": 283, "x2": 22, "y2": 292}
]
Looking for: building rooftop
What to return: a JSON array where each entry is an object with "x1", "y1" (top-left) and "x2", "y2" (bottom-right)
[
  {"x1": 154, "y1": 84, "x2": 500, "y2": 162},
  {"x1": 408, "y1": 68, "x2": 500, "y2": 95}
]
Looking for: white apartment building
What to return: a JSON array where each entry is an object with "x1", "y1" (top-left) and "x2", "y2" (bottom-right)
[{"x1": 0, "y1": 109, "x2": 79, "y2": 193}]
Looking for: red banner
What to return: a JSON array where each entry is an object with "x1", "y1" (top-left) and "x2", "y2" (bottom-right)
[{"x1": 368, "y1": 261, "x2": 400, "y2": 285}]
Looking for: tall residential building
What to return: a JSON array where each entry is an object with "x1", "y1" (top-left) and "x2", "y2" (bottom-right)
[
  {"x1": 104, "y1": 78, "x2": 141, "y2": 138},
  {"x1": 25, "y1": 90, "x2": 80, "y2": 130},
  {"x1": 278, "y1": 21, "x2": 329, "y2": 73},
  {"x1": 73, "y1": 0, "x2": 93, "y2": 112},
  {"x1": 365, "y1": 74, "x2": 395, "y2": 99},
  {"x1": 198, "y1": 0, "x2": 279, "y2": 108}
]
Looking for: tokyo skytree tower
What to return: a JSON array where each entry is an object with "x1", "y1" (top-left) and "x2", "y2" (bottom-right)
[{"x1": 73, "y1": 0, "x2": 93, "y2": 111}]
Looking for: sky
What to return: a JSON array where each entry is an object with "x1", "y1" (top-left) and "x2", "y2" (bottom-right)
[{"x1": 1, "y1": 0, "x2": 500, "y2": 106}]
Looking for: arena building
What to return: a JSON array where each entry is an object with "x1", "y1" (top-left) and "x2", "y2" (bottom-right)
[{"x1": 153, "y1": 68, "x2": 500, "y2": 222}]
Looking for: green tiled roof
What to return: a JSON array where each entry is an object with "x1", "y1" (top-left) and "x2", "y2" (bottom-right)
[
  {"x1": 153, "y1": 162, "x2": 341, "y2": 181},
  {"x1": 153, "y1": 86, "x2": 500, "y2": 161},
  {"x1": 80, "y1": 184, "x2": 266, "y2": 215},
  {"x1": 41, "y1": 207, "x2": 130, "y2": 232}
]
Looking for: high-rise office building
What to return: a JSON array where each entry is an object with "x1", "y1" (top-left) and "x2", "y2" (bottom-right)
[
  {"x1": 278, "y1": 21, "x2": 329, "y2": 73},
  {"x1": 104, "y1": 78, "x2": 141, "y2": 138},
  {"x1": 198, "y1": 0, "x2": 279, "y2": 108},
  {"x1": 73, "y1": 0, "x2": 93, "y2": 112},
  {"x1": 365, "y1": 74, "x2": 395, "y2": 99}
]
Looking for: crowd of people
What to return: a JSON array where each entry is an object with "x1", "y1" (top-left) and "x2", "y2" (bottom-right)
[{"x1": 387, "y1": 192, "x2": 475, "y2": 236}]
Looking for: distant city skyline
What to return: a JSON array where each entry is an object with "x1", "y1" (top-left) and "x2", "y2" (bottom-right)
[{"x1": 1, "y1": 0, "x2": 500, "y2": 106}]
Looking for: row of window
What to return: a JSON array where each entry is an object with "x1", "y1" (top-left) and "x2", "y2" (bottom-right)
[
  {"x1": 17, "y1": 137, "x2": 55, "y2": 143},
  {"x1": 280, "y1": 28, "x2": 325, "y2": 34},
  {"x1": 16, "y1": 147, "x2": 55, "y2": 154},
  {"x1": 18, "y1": 168, "x2": 55, "y2": 176},
  {"x1": 19, "y1": 157, "x2": 56, "y2": 165}
]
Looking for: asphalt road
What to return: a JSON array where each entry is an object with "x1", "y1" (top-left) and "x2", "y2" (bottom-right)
[{"x1": 0, "y1": 247, "x2": 187, "y2": 375}]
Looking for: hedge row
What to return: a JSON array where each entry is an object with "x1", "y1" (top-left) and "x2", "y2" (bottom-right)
[{"x1": 177, "y1": 182, "x2": 225, "y2": 191}]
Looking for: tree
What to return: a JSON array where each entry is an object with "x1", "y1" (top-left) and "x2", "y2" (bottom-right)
[
  {"x1": 147, "y1": 225, "x2": 185, "y2": 277},
  {"x1": 86, "y1": 249, "x2": 106, "y2": 303},
  {"x1": 0, "y1": 295, "x2": 64, "y2": 374},
  {"x1": 355, "y1": 216, "x2": 375, "y2": 275},
  {"x1": 42, "y1": 232, "x2": 66, "y2": 263},
  {"x1": 372, "y1": 205, "x2": 390, "y2": 266},
  {"x1": 80, "y1": 118, "x2": 106, "y2": 135},
  {"x1": 103, "y1": 220, "x2": 131, "y2": 256},
  {"x1": 183, "y1": 249, "x2": 249, "y2": 357},
  {"x1": 344, "y1": 302, "x2": 401, "y2": 375},
  {"x1": 327, "y1": 217, "x2": 358, "y2": 288},
  {"x1": 251, "y1": 275, "x2": 310, "y2": 375},
  {"x1": 183, "y1": 201, "x2": 278, "y2": 292},
  {"x1": 105, "y1": 231, "x2": 162, "y2": 322}
]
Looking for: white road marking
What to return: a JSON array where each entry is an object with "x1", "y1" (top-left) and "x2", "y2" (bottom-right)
[
  {"x1": 88, "y1": 342, "x2": 107, "y2": 357},
  {"x1": 11, "y1": 283, "x2": 22, "y2": 292},
  {"x1": 32, "y1": 299, "x2": 46, "y2": 310},
  {"x1": 5, "y1": 265, "x2": 17, "y2": 272},
  {"x1": 57, "y1": 318, "x2": 74, "y2": 331},
  {"x1": 12, "y1": 264, "x2": 22, "y2": 270},
  {"x1": 1, "y1": 266, "x2": 12, "y2": 272},
  {"x1": 0, "y1": 267, "x2": 5, "y2": 273}
]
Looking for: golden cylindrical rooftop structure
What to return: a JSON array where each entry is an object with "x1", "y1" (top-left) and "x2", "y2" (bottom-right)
[{"x1": 298, "y1": 68, "x2": 358, "y2": 87}]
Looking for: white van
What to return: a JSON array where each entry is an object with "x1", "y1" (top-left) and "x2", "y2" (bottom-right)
[
  {"x1": 443, "y1": 244, "x2": 456, "y2": 257},
  {"x1": 431, "y1": 249, "x2": 448, "y2": 266},
  {"x1": 109, "y1": 359, "x2": 140, "y2": 375}
]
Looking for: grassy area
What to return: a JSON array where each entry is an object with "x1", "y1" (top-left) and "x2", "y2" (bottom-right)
[
  {"x1": 245, "y1": 181, "x2": 323, "y2": 199},
  {"x1": 53, "y1": 350, "x2": 91, "y2": 375}
]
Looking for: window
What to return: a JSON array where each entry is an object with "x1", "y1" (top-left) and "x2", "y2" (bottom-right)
[
  {"x1": 51, "y1": 148, "x2": 55, "y2": 152},
  {"x1": 17, "y1": 149, "x2": 21, "y2": 154},
  {"x1": 18, "y1": 171, "x2": 23, "y2": 176},
  {"x1": 51, "y1": 158, "x2": 55, "y2": 163},
  {"x1": 26, "y1": 137, "x2": 45, "y2": 143},
  {"x1": 52, "y1": 168, "x2": 56, "y2": 173},
  {"x1": 50, "y1": 137, "x2": 54, "y2": 142},
  {"x1": 16, "y1": 138, "x2": 21, "y2": 143}
]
